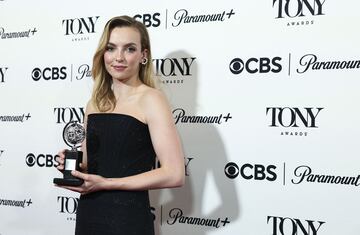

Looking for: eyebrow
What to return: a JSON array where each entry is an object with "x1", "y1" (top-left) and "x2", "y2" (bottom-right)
[{"x1": 106, "y1": 42, "x2": 138, "y2": 47}]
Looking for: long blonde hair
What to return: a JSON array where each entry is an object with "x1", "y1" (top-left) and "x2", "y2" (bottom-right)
[{"x1": 91, "y1": 15, "x2": 155, "y2": 112}]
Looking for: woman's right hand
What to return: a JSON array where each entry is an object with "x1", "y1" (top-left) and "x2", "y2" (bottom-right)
[{"x1": 55, "y1": 149, "x2": 66, "y2": 172}]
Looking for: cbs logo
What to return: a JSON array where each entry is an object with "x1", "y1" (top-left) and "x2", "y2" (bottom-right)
[
  {"x1": 133, "y1": 13, "x2": 161, "y2": 27},
  {"x1": 26, "y1": 153, "x2": 59, "y2": 167},
  {"x1": 224, "y1": 162, "x2": 277, "y2": 181},
  {"x1": 229, "y1": 57, "x2": 282, "y2": 74},
  {"x1": 32, "y1": 67, "x2": 67, "y2": 81}
]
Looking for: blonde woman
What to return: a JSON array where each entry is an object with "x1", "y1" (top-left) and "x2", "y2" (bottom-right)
[{"x1": 56, "y1": 16, "x2": 184, "y2": 235}]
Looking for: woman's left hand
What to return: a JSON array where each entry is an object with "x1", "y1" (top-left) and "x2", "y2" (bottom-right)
[{"x1": 56, "y1": 170, "x2": 108, "y2": 195}]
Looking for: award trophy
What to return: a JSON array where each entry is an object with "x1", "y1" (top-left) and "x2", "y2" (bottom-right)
[{"x1": 53, "y1": 121, "x2": 85, "y2": 186}]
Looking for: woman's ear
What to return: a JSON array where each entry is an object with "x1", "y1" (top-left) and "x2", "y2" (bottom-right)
[{"x1": 141, "y1": 49, "x2": 148, "y2": 60}]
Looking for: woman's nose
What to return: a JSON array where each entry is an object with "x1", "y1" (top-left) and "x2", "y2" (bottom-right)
[{"x1": 115, "y1": 51, "x2": 124, "y2": 62}]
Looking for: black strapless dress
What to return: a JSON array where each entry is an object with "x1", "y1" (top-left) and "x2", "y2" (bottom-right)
[{"x1": 75, "y1": 113, "x2": 155, "y2": 235}]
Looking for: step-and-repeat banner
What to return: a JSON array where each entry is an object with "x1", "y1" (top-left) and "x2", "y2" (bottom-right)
[{"x1": 1, "y1": 0, "x2": 359, "y2": 234}]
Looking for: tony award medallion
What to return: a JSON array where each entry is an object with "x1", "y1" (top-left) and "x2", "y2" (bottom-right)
[{"x1": 53, "y1": 121, "x2": 85, "y2": 186}]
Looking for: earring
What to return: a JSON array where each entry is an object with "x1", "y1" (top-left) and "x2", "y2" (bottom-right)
[{"x1": 141, "y1": 58, "x2": 148, "y2": 65}]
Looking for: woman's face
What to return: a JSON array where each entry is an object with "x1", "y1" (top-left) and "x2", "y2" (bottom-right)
[{"x1": 104, "y1": 26, "x2": 145, "y2": 82}]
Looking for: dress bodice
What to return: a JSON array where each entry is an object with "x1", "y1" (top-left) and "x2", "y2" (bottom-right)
[{"x1": 86, "y1": 113, "x2": 156, "y2": 178}]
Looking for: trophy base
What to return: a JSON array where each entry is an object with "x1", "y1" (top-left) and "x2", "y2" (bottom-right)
[{"x1": 53, "y1": 178, "x2": 84, "y2": 186}]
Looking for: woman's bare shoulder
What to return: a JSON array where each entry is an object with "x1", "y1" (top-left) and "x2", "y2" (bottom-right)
[
  {"x1": 139, "y1": 85, "x2": 167, "y2": 105},
  {"x1": 138, "y1": 86, "x2": 171, "y2": 120}
]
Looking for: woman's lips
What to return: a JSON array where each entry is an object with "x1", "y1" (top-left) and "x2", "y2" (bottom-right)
[{"x1": 112, "y1": 65, "x2": 127, "y2": 72}]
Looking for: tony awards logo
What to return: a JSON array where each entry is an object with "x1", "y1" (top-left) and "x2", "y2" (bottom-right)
[{"x1": 53, "y1": 121, "x2": 85, "y2": 186}]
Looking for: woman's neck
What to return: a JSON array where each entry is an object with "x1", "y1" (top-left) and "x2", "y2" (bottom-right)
[{"x1": 112, "y1": 77, "x2": 143, "y2": 100}]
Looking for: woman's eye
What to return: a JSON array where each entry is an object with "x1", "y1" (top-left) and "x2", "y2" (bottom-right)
[
  {"x1": 106, "y1": 46, "x2": 114, "y2": 52},
  {"x1": 126, "y1": 47, "x2": 136, "y2": 53}
]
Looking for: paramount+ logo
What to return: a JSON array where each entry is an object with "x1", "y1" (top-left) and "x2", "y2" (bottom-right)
[
  {"x1": 0, "y1": 198, "x2": 33, "y2": 209},
  {"x1": 167, "y1": 208, "x2": 230, "y2": 229},
  {"x1": 229, "y1": 57, "x2": 282, "y2": 75}
]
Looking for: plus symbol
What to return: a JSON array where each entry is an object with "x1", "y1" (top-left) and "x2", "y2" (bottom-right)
[
  {"x1": 221, "y1": 217, "x2": 230, "y2": 226},
  {"x1": 26, "y1": 199, "x2": 33, "y2": 206},
  {"x1": 31, "y1": 27, "x2": 37, "y2": 35},
  {"x1": 223, "y1": 113, "x2": 232, "y2": 122},
  {"x1": 25, "y1": 113, "x2": 31, "y2": 120},
  {"x1": 226, "y1": 9, "x2": 235, "y2": 19}
]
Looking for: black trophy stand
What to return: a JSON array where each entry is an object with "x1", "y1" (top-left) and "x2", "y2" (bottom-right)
[{"x1": 53, "y1": 149, "x2": 84, "y2": 186}]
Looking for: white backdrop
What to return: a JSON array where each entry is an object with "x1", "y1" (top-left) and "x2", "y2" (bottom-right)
[{"x1": 1, "y1": 0, "x2": 360, "y2": 234}]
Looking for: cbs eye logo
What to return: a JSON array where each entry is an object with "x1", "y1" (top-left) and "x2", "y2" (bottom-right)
[
  {"x1": 224, "y1": 162, "x2": 239, "y2": 179},
  {"x1": 229, "y1": 58, "x2": 244, "y2": 75}
]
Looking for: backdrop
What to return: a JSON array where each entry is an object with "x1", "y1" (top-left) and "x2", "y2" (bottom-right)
[{"x1": 1, "y1": 0, "x2": 359, "y2": 234}]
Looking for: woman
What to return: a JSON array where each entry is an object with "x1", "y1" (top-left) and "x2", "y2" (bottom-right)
[{"x1": 56, "y1": 15, "x2": 185, "y2": 235}]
